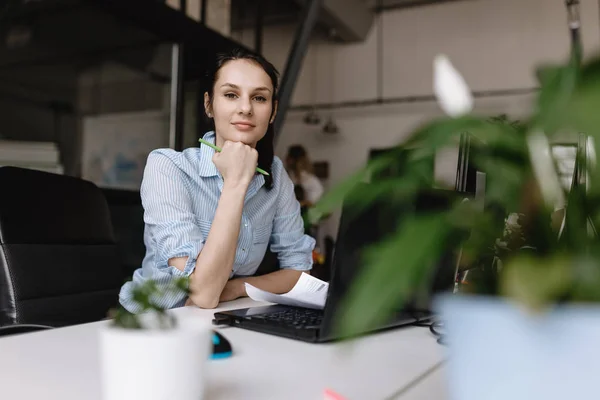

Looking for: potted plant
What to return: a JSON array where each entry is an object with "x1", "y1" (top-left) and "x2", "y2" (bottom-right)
[
  {"x1": 310, "y1": 26, "x2": 600, "y2": 400},
  {"x1": 99, "y1": 277, "x2": 212, "y2": 400}
]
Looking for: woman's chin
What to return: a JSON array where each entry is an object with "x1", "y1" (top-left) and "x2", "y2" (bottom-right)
[
  {"x1": 234, "y1": 137, "x2": 256, "y2": 147},
  {"x1": 216, "y1": 127, "x2": 265, "y2": 148},
  {"x1": 229, "y1": 131, "x2": 262, "y2": 147}
]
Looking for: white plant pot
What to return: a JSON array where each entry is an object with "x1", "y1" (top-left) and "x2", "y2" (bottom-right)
[
  {"x1": 436, "y1": 294, "x2": 600, "y2": 400},
  {"x1": 99, "y1": 318, "x2": 212, "y2": 400}
]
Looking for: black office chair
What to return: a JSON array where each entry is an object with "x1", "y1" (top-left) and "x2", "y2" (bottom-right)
[
  {"x1": 101, "y1": 188, "x2": 146, "y2": 280},
  {"x1": 0, "y1": 324, "x2": 51, "y2": 337},
  {"x1": 254, "y1": 249, "x2": 280, "y2": 276},
  {"x1": 0, "y1": 167, "x2": 124, "y2": 330}
]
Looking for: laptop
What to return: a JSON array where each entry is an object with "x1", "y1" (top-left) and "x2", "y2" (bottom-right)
[{"x1": 212, "y1": 185, "x2": 468, "y2": 343}]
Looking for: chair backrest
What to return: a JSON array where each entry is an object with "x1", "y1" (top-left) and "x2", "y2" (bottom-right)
[
  {"x1": 0, "y1": 167, "x2": 124, "y2": 327},
  {"x1": 100, "y1": 188, "x2": 146, "y2": 280}
]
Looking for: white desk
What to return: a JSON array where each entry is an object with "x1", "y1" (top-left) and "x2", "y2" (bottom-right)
[
  {"x1": 0, "y1": 299, "x2": 444, "y2": 400},
  {"x1": 394, "y1": 362, "x2": 448, "y2": 400}
]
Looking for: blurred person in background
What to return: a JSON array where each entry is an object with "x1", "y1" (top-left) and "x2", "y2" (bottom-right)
[
  {"x1": 286, "y1": 145, "x2": 328, "y2": 275},
  {"x1": 285, "y1": 145, "x2": 324, "y2": 207}
]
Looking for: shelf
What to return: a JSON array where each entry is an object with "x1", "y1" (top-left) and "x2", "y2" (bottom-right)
[{"x1": 0, "y1": 0, "x2": 250, "y2": 81}]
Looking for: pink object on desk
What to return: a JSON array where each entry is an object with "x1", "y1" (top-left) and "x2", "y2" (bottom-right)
[{"x1": 324, "y1": 388, "x2": 346, "y2": 400}]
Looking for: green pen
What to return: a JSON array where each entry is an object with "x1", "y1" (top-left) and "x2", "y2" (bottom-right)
[{"x1": 198, "y1": 138, "x2": 270, "y2": 176}]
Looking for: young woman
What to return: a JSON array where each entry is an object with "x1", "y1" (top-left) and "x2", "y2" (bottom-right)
[{"x1": 119, "y1": 48, "x2": 315, "y2": 311}]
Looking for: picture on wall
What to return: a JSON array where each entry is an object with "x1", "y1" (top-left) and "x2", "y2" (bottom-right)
[{"x1": 82, "y1": 111, "x2": 169, "y2": 191}]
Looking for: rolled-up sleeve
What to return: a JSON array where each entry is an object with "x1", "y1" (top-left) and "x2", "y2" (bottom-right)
[
  {"x1": 142, "y1": 151, "x2": 205, "y2": 276},
  {"x1": 119, "y1": 150, "x2": 205, "y2": 312},
  {"x1": 270, "y1": 169, "x2": 315, "y2": 271}
]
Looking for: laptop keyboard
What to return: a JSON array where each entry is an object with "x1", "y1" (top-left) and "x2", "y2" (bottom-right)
[{"x1": 252, "y1": 308, "x2": 323, "y2": 329}]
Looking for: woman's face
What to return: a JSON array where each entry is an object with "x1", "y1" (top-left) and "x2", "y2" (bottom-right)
[{"x1": 205, "y1": 59, "x2": 277, "y2": 148}]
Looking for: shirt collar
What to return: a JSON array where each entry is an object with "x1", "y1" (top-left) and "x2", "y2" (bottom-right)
[{"x1": 198, "y1": 131, "x2": 219, "y2": 177}]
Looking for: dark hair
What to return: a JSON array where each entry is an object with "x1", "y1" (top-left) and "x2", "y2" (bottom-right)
[
  {"x1": 287, "y1": 145, "x2": 307, "y2": 160},
  {"x1": 286, "y1": 144, "x2": 312, "y2": 179},
  {"x1": 205, "y1": 48, "x2": 279, "y2": 189}
]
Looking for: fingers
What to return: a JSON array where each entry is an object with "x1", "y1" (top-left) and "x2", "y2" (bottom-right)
[
  {"x1": 221, "y1": 141, "x2": 258, "y2": 159},
  {"x1": 216, "y1": 141, "x2": 258, "y2": 172},
  {"x1": 213, "y1": 140, "x2": 259, "y2": 187},
  {"x1": 223, "y1": 140, "x2": 250, "y2": 150}
]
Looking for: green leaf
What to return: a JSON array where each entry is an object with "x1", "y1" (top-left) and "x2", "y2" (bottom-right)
[
  {"x1": 111, "y1": 277, "x2": 190, "y2": 330},
  {"x1": 111, "y1": 308, "x2": 143, "y2": 330},
  {"x1": 570, "y1": 254, "x2": 600, "y2": 303},
  {"x1": 334, "y1": 213, "x2": 451, "y2": 338},
  {"x1": 335, "y1": 176, "x2": 421, "y2": 221},
  {"x1": 534, "y1": 45, "x2": 580, "y2": 135},
  {"x1": 308, "y1": 116, "x2": 490, "y2": 225},
  {"x1": 307, "y1": 155, "x2": 389, "y2": 224},
  {"x1": 454, "y1": 209, "x2": 503, "y2": 259},
  {"x1": 472, "y1": 155, "x2": 528, "y2": 212},
  {"x1": 173, "y1": 276, "x2": 191, "y2": 296},
  {"x1": 401, "y1": 116, "x2": 491, "y2": 156},
  {"x1": 552, "y1": 56, "x2": 600, "y2": 138},
  {"x1": 536, "y1": 65, "x2": 563, "y2": 87},
  {"x1": 501, "y1": 254, "x2": 573, "y2": 312}
]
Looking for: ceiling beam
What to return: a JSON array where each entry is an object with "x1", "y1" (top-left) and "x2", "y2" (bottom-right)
[
  {"x1": 293, "y1": 0, "x2": 374, "y2": 42},
  {"x1": 364, "y1": 0, "x2": 470, "y2": 12}
]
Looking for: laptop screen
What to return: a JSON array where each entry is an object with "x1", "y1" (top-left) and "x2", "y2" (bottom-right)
[{"x1": 322, "y1": 185, "x2": 468, "y2": 332}]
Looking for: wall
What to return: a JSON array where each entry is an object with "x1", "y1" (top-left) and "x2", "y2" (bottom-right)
[
  {"x1": 77, "y1": 58, "x2": 169, "y2": 188},
  {"x1": 0, "y1": 64, "x2": 80, "y2": 175},
  {"x1": 235, "y1": 0, "x2": 600, "y2": 105},
  {"x1": 78, "y1": 62, "x2": 166, "y2": 115},
  {"x1": 232, "y1": 0, "x2": 600, "y2": 238}
]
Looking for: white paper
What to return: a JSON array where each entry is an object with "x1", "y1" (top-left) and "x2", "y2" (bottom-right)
[{"x1": 245, "y1": 272, "x2": 329, "y2": 310}]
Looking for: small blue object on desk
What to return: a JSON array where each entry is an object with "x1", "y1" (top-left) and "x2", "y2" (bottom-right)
[{"x1": 211, "y1": 330, "x2": 232, "y2": 359}]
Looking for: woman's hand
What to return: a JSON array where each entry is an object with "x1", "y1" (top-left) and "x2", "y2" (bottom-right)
[{"x1": 213, "y1": 141, "x2": 258, "y2": 188}]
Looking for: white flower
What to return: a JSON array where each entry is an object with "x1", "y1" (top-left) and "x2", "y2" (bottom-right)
[
  {"x1": 506, "y1": 213, "x2": 520, "y2": 227},
  {"x1": 433, "y1": 54, "x2": 474, "y2": 117},
  {"x1": 527, "y1": 131, "x2": 565, "y2": 210}
]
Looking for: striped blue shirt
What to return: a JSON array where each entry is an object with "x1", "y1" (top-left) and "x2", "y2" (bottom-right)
[{"x1": 119, "y1": 131, "x2": 315, "y2": 312}]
